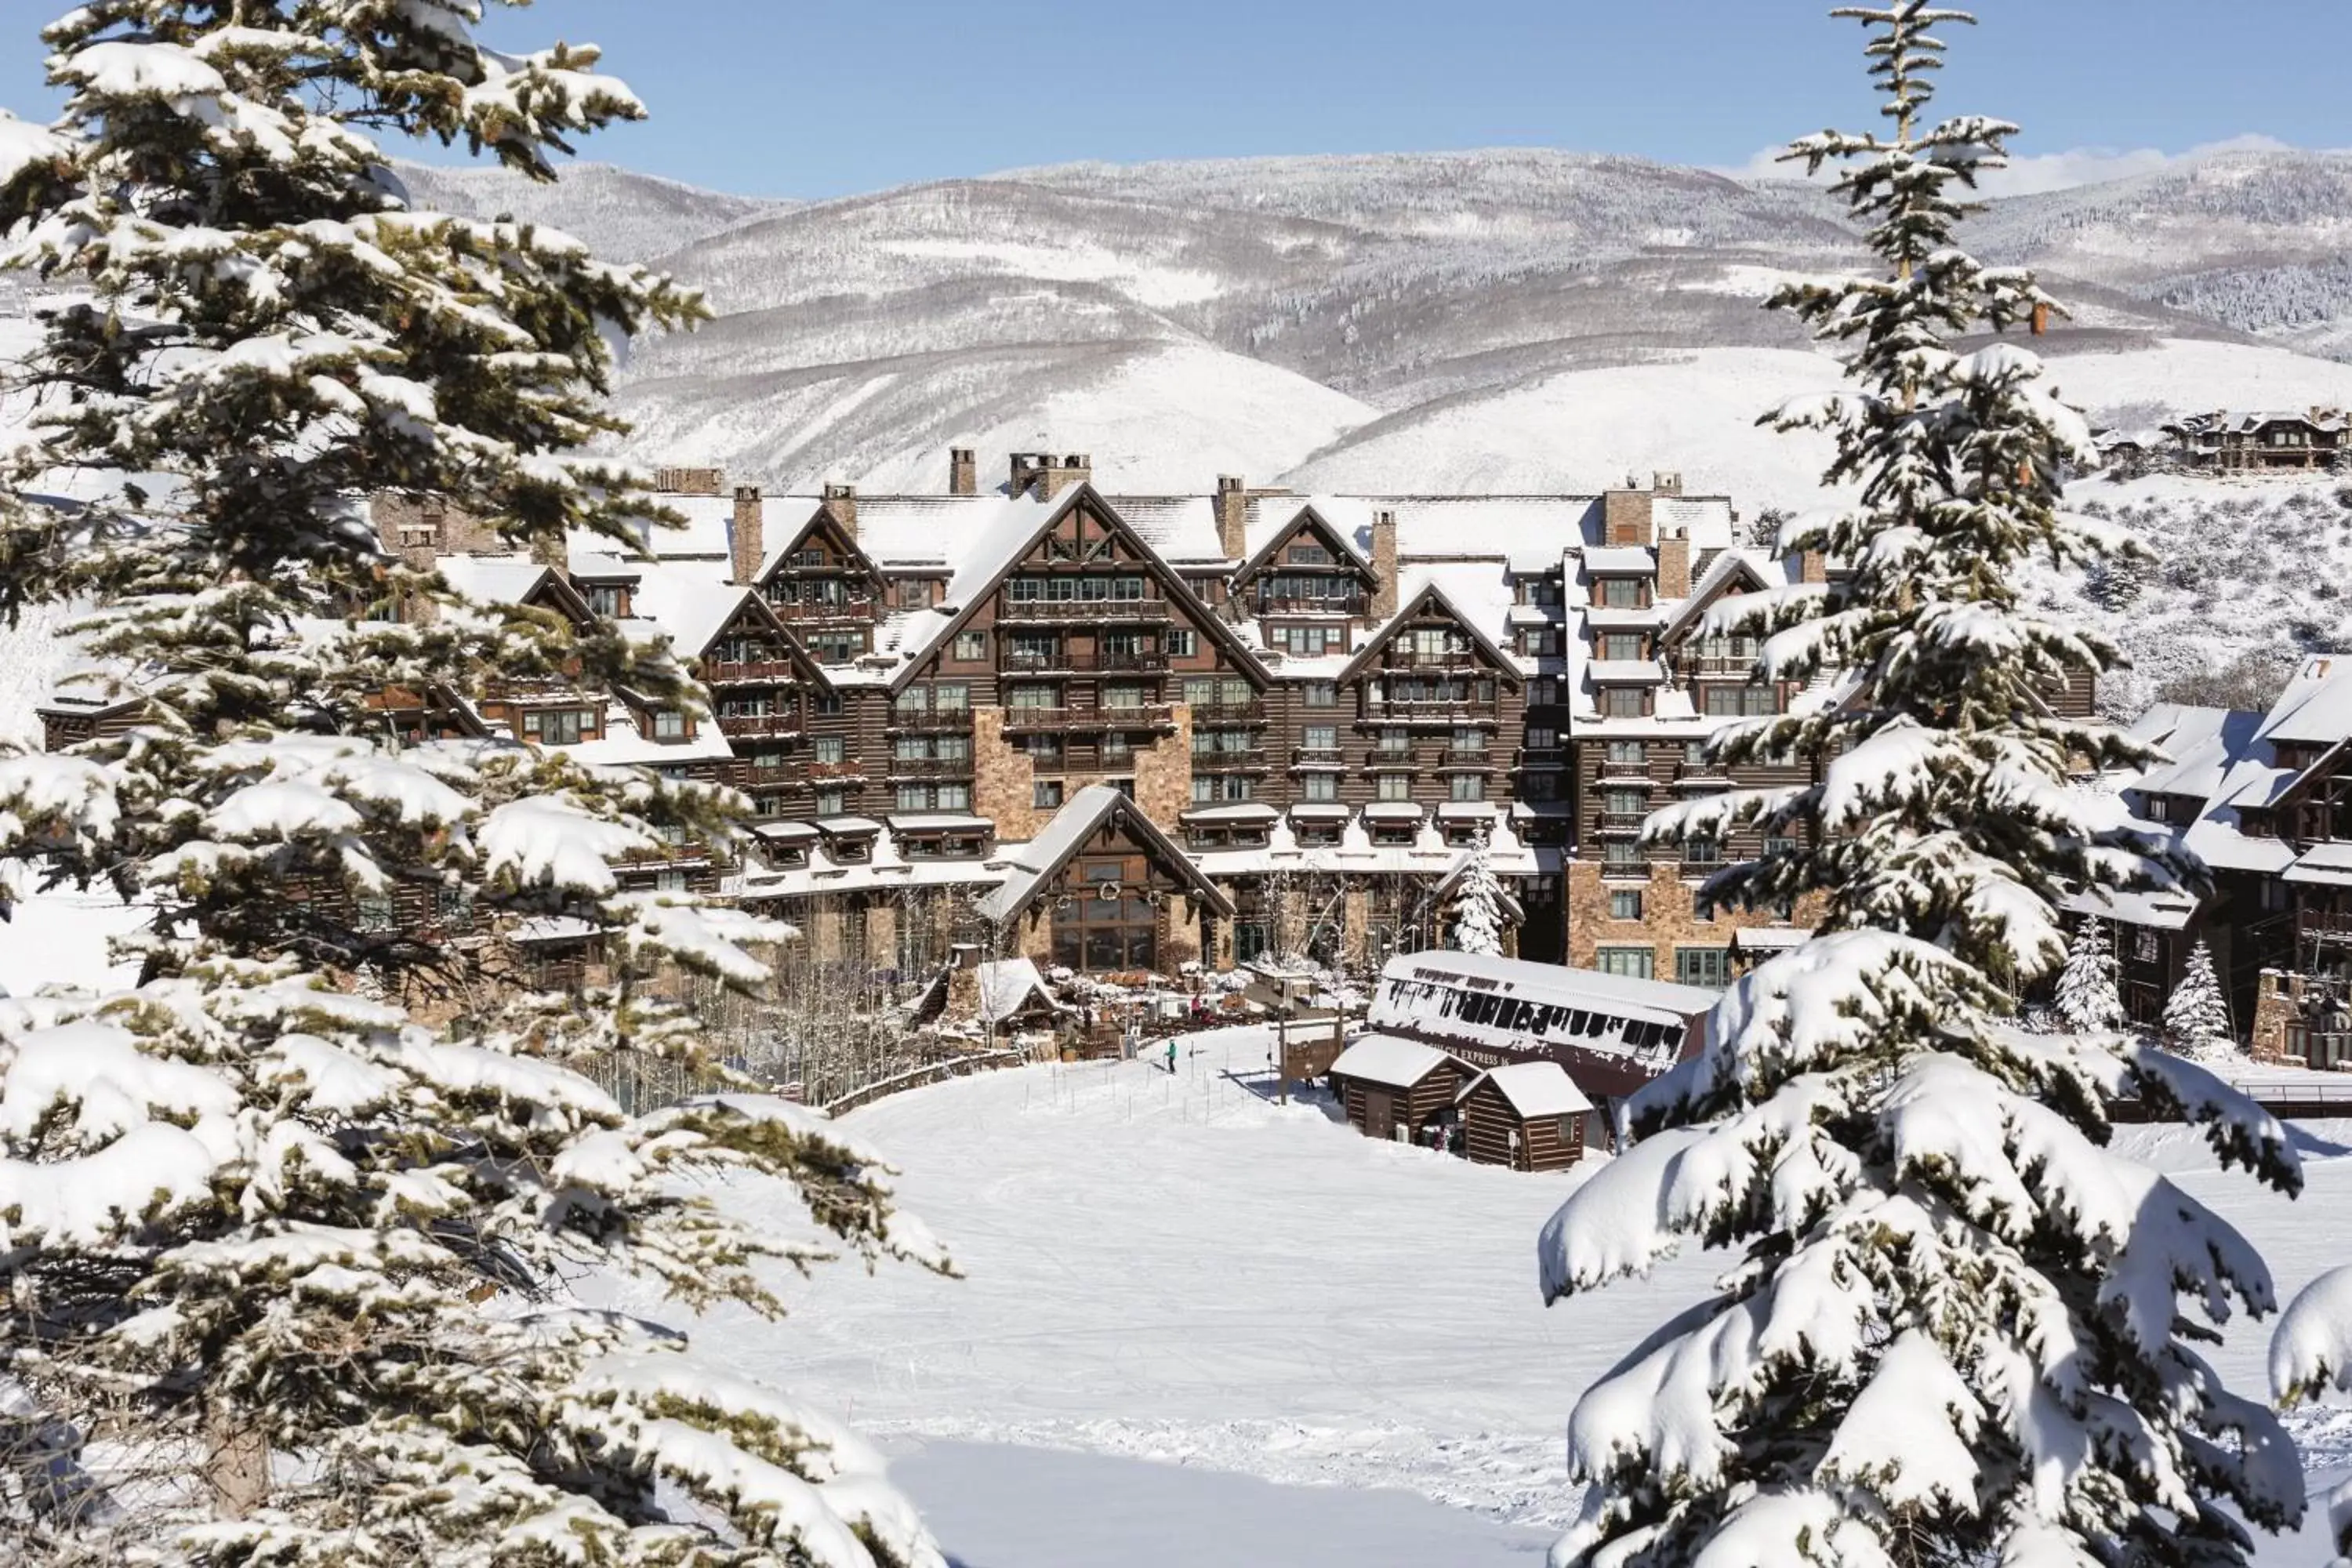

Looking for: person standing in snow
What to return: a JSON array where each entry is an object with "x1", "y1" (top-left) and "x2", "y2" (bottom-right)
[{"x1": 1166, "y1": 1038, "x2": 1178, "y2": 1076}]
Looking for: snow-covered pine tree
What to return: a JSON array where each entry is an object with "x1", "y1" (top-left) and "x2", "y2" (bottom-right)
[
  {"x1": 2164, "y1": 938, "x2": 2239, "y2": 1064},
  {"x1": 0, "y1": 6, "x2": 946, "y2": 1564},
  {"x1": 2053, "y1": 915, "x2": 2129, "y2": 1033},
  {"x1": 1447, "y1": 823, "x2": 1505, "y2": 957},
  {"x1": 1537, "y1": 8, "x2": 2307, "y2": 1565}
]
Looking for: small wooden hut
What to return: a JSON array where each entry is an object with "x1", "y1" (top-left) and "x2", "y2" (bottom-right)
[
  {"x1": 1326, "y1": 1035, "x2": 1472, "y2": 1144},
  {"x1": 1456, "y1": 1061, "x2": 1595, "y2": 1172}
]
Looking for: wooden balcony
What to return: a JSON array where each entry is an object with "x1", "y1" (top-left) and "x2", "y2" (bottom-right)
[
  {"x1": 807, "y1": 759, "x2": 866, "y2": 782},
  {"x1": 1367, "y1": 699, "x2": 1497, "y2": 724},
  {"x1": 887, "y1": 710, "x2": 974, "y2": 733},
  {"x1": 1191, "y1": 746, "x2": 1269, "y2": 772},
  {"x1": 716, "y1": 712, "x2": 806, "y2": 739},
  {"x1": 1377, "y1": 649, "x2": 1483, "y2": 670},
  {"x1": 1256, "y1": 591, "x2": 1367, "y2": 616},
  {"x1": 2298, "y1": 907, "x2": 2352, "y2": 943},
  {"x1": 1001, "y1": 648, "x2": 1170, "y2": 673},
  {"x1": 1000, "y1": 703, "x2": 1176, "y2": 734},
  {"x1": 886, "y1": 756, "x2": 975, "y2": 779},
  {"x1": 703, "y1": 658, "x2": 799, "y2": 684},
  {"x1": 1599, "y1": 811, "x2": 1651, "y2": 833},
  {"x1": 1291, "y1": 746, "x2": 1345, "y2": 767},
  {"x1": 998, "y1": 597, "x2": 1172, "y2": 624},
  {"x1": 767, "y1": 598, "x2": 876, "y2": 624},
  {"x1": 1189, "y1": 700, "x2": 1266, "y2": 724}
]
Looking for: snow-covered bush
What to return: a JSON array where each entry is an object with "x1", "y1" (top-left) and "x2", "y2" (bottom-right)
[
  {"x1": 2053, "y1": 917, "x2": 2129, "y2": 1033},
  {"x1": 0, "y1": 5, "x2": 946, "y2": 1563},
  {"x1": 2163, "y1": 938, "x2": 2239, "y2": 1065},
  {"x1": 1539, "y1": 8, "x2": 2306, "y2": 1564}
]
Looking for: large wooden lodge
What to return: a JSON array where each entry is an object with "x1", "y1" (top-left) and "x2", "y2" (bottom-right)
[{"x1": 35, "y1": 448, "x2": 1950, "y2": 985}]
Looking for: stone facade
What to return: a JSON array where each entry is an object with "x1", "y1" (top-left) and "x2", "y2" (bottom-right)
[{"x1": 1565, "y1": 860, "x2": 1806, "y2": 980}]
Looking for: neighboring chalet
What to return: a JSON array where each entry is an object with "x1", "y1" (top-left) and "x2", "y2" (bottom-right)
[
  {"x1": 1455, "y1": 1061, "x2": 1595, "y2": 1171},
  {"x1": 1363, "y1": 949, "x2": 1714, "y2": 1108},
  {"x1": 1326, "y1": 1035, "x2": 1473, "y2": 1144},
  {"x1": 2159, "y1": 409, "x2": 2348, "y2": 472},
  {"x1": 2086, "y1": 661, "x2": 2352, "y2": 1063}
]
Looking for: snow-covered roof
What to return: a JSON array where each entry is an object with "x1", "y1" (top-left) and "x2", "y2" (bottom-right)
[
  {"x1": 1370, "y1": 950, "x2": 1715, "y2": 1071},
  {"x1": 2259, "y1": 657, "x2": 2352, "y2": 749},
  {"x1": 977, "y1": 784, "x2": 1232, "y2": 925},
  {"x1": 1327, "y1": 1034, "x2": 1465, "y2": 1091},
  {"x1": 1581, "y1": 546, "x2": 1656, "y2": 575},
  {"x1": 2061, "y1": 886, "x2": 2198, "y2": 931},
  {"x1": 626, "y1": 562, "x2": 769, "y2": 657},
  {"x1": 1458, "y1": 1060, "x2": 1593, "y2": 1119}
]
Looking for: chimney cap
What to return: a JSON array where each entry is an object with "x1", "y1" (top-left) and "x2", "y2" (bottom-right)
[
  {"x1": 734, "y1": 483, "x2": 761, "y2": 501},
  {"x1": 822, "y1": 481, "x2": 857, "y2": 499},
  {"x1": 1217, "y1": 474, "x2": 1245, "y2": 492},
  {"x1": 949, "y1": 446, "x2": 975, "y2": 461}
]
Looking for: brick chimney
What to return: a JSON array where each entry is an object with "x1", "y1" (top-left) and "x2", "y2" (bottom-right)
[
  {"x1": 1800, "y1": 549, "x2": 1829, "y2": 585},
  {"x1": 822, "y1": 481, "x2": 859, "y2": 540},
  {"x1": 1215, "y1": 475, "x2": 1248, "y2": 560},
  {"x1": 730, "y1": 485, "x2": 764, "y2": 586},
  {"x1": 1011, "y1": 452, "x2": 1091, "y2": 502},
  {"x1": 1651, "y1": 470, "x2": 1683, "y2": 497},
  {"x1": 1656, "y1": 526, "x2": 1692, "y2": 600},
  {"x1": 1602, "y1": 481, "x2": 1655, "y2": 547},
  {"x1": 1369, "y1": 508, "x2": 1399, "y2": 621},
  {"x1": 949, "y1": 446, "x2": 978, "y2": 497}
]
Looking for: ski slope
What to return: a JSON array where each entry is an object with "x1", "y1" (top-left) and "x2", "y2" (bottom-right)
[{"x1": 662, "y1": 1028, "x2": 2352, "y2": 1563}]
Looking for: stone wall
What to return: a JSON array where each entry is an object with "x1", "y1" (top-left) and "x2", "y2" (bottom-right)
[
  {"x1": 2251, "y1": 968, "x2": 2307, "y2": 1062},
  {"x1": 1133, "y1": 705, "x2": 1195, "y2": 834},
  {"x1": 1565, "y1": 859, "x2": 1806, "y2": 975},
  {"x1": 971, "y1": 707, "x2": 1039, "y2": 842}
]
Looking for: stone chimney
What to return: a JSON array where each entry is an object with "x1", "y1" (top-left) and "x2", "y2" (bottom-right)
[
  {"x1": 1215, "y1": 475, "x2": 1248, "y2": 560},
  {"x1": 1369, "y1": 508, "x2": 1399, "y2": 621},
  {"x1": 730, "y1": 485, "x2": 764, "y2": 586},
  {"x1": 821, "y1": 481, "x2": 859, "y2": 540},
  {"x1": 1651, "y1": 470, "x2": 1683, "y2": 497},
  {"x1": 1602, "y1": 482, "x2": 1655, "y2": 547},
  {"x1": 946, "y1": 942, "x2": 983, "y2": 1021},
  {"x1": 1656, "y1": 526, "x2": 1692, "y2": 600},
  {"x1": 655, "y1": 466, "x2": 724, "y2": 497},
  {"x1": 949, "y1": 447, "x2": 978, "y2": 497},
  {"x1": 1011, "y1": 452, "x2": 1092, "y2": 502}
]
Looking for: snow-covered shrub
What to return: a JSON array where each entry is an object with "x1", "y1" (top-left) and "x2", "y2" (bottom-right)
[{"x1": 1538, "y1": 9, "x2": 2306, "y2": 1564}]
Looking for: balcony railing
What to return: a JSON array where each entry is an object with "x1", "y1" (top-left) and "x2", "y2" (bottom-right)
[
  {"x1": 1190, "y1": 746, "x2": 1269, "y2": 771},
  {"x1": 887, "y1": 710, "x2": 974, "y2": 733},
  {"x1": 999, "y1": 598, "x2": 1172, "y2": 623},
  {"x1": 1368, "y1": 700, "x2": 1496, "y2": 724},
  {"x1": 1001, "y1": 648, "x2": 1170, "y2": 673},
  {"x1": 1599, "y1": 811, "x2": 1652, "y2": 833},
  {"x1": 703, "y1": 659, "x2": 799, "y2": 684},
  {"x1": 806, "y1": 759, "x2": 865, "y2": 782},
  {"x1": 1188, "y1": 699, "x2": 1266, "y2": 724},
  {"x1": 715, "y1": 712, "x2": 806, "y2": 738},
  {"x1": 1256, "y1": 592, "x2": 1367, "y2": 616},
  {"x1": 1291, "y1": 746, "x2": 1345, "y2": 766},
  {"x1": 1379, "y1": 648, "x2": 1483, "y2": 670},
  {"x1": 886, "y1": 756, "x2": 976, "y2": 779},
  {"x1": 2299, "y1": 908, "x2": 2352, "y2": 942},
  {"x1": 1000, "y1": 703, "x2": 1176, "y2": 733},
  {"x1": 766, "y1": 598, "x2": 875, "y2": 622},
  {"x1": 1684, "y1": 655, "x2": 1762, "y2": 677}
]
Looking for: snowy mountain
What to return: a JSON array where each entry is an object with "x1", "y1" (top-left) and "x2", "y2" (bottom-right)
[
  {"x1": 390, "y1": 158, "x2": 789, "y2": 263},
  {"x1": 560, "y1": 146, "x2": 2352, "y2": 498}
]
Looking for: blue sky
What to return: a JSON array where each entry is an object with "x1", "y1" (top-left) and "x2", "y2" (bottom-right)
[{"x1": 2, "y1": 0, "x2": 2346, "y2": 198}]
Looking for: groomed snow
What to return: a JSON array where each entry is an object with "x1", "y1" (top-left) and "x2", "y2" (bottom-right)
[{"x1": 604, "y1": 1033, "x2": 2352, "y2": 1563}]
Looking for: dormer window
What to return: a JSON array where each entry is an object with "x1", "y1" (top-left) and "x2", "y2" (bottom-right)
[
  {"x1": 652, "y1": 709, "x2": 685, "y2": 740},
  {"x1": 1288, "y1": 542, "x2": 1333, "y2": 564},
  {"x1": 1599, "y1": 578, "x2": 1644, "y2": 608},
  {"x1": 584, "y1": 583, "x2": 626, "y2": 618}
]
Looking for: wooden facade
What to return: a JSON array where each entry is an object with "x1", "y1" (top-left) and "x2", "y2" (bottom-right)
[
  {"x1": 1454, "y1": 1065, "x2": 1591, "y2": 1172},
  {"x1": 1327, "y1": 1037, "x2": 1473, "y2": 1144}
]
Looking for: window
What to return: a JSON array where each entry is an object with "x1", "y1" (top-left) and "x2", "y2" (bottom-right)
[
  {"x1": 1450, "y1": 727, "x2": 1486, "y2": 757},
  {"x1": 1610, "y1": 890, "x2": 1643, "y2": 920},
  {"x1": 1526, "y1": 726, "x2": 1558, "y2": 751},
  {"x1": 1450, "y1": 774, "x2": 1486, "y2": 801},
  {"x1": 816, "y1": 788, "x2": 846, "y2": 815},
  {"x1": 1605, "y1": 740, "x2": 1645, "y2": 767},
  {"x1": 355, "y1": 893, "x2": 397, "y2": 933},
  {"x1": 1683, "y1": 837, "x2": 1723, "y2": 867},
  {"x1": 1704, "y1": 684, "x2": 1778, "y2": 717},
  {"x1": 814, "y1": 693, "x2": 842, "y2": 717},
  {"x1": 1303, "y1": 772, "x2": 1338, "y2": 802},
  {"x1": 806, "y1": 631, "x2": 864, "y2": 663},
  {"x1": 1602, "y1": 840, "x2": 1642, "y2": 872},
  {"x1": 521, "y1": 708, "x2": 588, "y2": 746},
  {"x1": 1102, "y1": 684, "x2": 1149, "y2": 711},
  {"x1": 1765, "y1": 834, "x2": 1798, "y2": 859},
  {"x1": 1522, "y1": 629, "x2": 1560, "y2": 656},
  {"x1": 1289, "y1": 542, "x2": 1333, "y2": 564},
  {"x1": 953, "y1": 630, "x2": 987, "y2": 661},
  {"x1": 1676, "y1": 947, "x2": 1730, "y2": 988},
  {"x1": 812, "y1": 736, "x2": 845, "y2": 765},
  {"x1": 896, "y1": 784, "x2": 930, "y2": 811},
  {"x1": 1302, "y1": 725, "x2": 1338, "y2": 754},
  {"x1": 1025, "y1": 736, "x2": 1063, "y2": 768},
  {"x1": 1600, "y1": 579, "x2": 1643, "y2": 608},
  {"x1": 1523, "y1": 773, "x2": 1559, "y2": 802},
  {"x1": 652, "y1": 708, "x2": 685, "y2": 740},
  {"x1": 1282, "y1": 626, "x2": 1333, "y2": 656},
  {"x1": 1303, "y1": 681, "x2": 1337, "y2": 708},
  {"x1": 1376, "y1": 727, "x2": 1410, "y2": 757},
  {"x1": 585, "y1": 583, "x2": 625, "y2": 617},
  {"x1": 1377, "y1": 774, "x2": 1412, "y2": 801},
  {"x1": 1595, "y1": 946, "x2": 1655, "y2": 980},
  {"x1": 1167, "y1": 629, "x2": 1197, "y2": 658},
  {"x1": 1033, "y1": 780, "x2": 1065, "y2": 810},
  {"x1": 791, "y1": 547, "x2": 826, "y2": 568},
  {"x1": 1101, "y1": 733, "x2": 1132, "y2": 762},
  {"x1": 1602, "y1": 633, "x2": 1646, "y2": 662},
  {"x1": 1007, "y1": 684, "x2": 1058, "y2": 710},
  {"x1": 1603, "y1": 788, "x2": 1646, "y2": 817},
  {"x1": 654, "y1": 869, "x2": 689, "y2": 893},
  {"x1": 1602, "y1": 688, "x2": 1646, "y2": 717}
]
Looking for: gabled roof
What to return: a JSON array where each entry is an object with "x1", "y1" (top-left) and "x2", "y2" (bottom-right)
[
  {"x1": 976, "y1": 783, "x2": 1235, "y2": 925},
  {"x1": 1236, "y1": 502, "x2": 1375, "y2": 580},
  {"x1": 888, "y1": 485, "x2": 1272, "y2": 695},
  {"x1": 1657, "y1": 550, "x2": 1785, "y2": 645},
  {"x1": 1337, "y1": 579, "x2": 1523, "y2": 688},
  {"x1": 756, "y1": 504, "x2": 886, "y2": 587},
  {"x1": 1327, "y1": 1034, "x2": 1467, "y2": 1091},
  {"x1": 625, "y1": 564, "x2": 832, "y2": 690},
  {"x1": 1457, "y1": 1060, "x2": 1593, "y2": 1118},
  {"x1": 439, "y1": 555, "x2": 595, "y2": 627}
]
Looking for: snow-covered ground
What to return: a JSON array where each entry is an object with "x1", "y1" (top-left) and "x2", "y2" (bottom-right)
[{"x1": 634, "y1": 1027, "x2": 2352, "y2": 1563}]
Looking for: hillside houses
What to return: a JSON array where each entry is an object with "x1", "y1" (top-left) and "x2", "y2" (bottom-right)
[
  {"x1": 2149, "y1": 408, "x2": 2349, "y2": 471},
  {"x1": 34, "y1": 451, "x2": 1918, "y2": 987}
]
